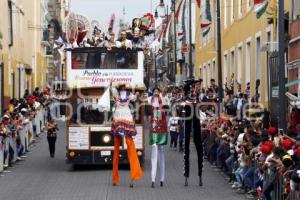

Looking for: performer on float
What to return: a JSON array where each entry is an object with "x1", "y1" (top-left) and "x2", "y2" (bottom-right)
[
  {"x1": 132, "y1": 28, "x2": 144, "y2": 49},
  {"x1": 111, "y1": 83, "x2": 143, "y2": 188},
  {"x1": 148, "y1": 87, "x2": 168, "y2": 188},
  {"x1": 116, "y1": 31, "x2": 132, "y2": 49},
  {"x1": 181, "y1": 79, "x2": 203, "y2": 187}
]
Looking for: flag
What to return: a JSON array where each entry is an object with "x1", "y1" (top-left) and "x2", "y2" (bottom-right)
[
  {"x1": 254, "y1": 0, "x2": 269, "y2": 18},
  {"x1": 178, "y1": 32, "x2": 184, "y2": 41},
  {"x1": 163, "y1": 15, "x2": 172, "y2": 43},
  {"x1": 140, "y1": 13, "x2": 154, "y2": 31},
  {"x1": 109, "y1": 14, "x2": 115, "y2": 30},
  {"x1": 175, "y1": 0, "x2": 185, "y2": 21},
  {"x1": 201, "y1": 0, "x2": 212, "y2": 37},
  {"x1": 196, "y1": 0, "x2": 201, "y2": 8}
]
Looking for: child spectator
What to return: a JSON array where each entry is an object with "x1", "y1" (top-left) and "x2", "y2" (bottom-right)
[{"x1": 168, "y1": 110, "x2": 180, "y2": 149}]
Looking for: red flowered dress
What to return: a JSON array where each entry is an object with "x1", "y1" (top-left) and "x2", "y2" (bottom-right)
[{"x1": 148, "y1": 96, "x2": 168, "y2": 145}]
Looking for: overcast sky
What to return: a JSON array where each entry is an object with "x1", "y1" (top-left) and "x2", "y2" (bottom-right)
[{"x1": 70, "y1": 0, "x2": 171, "y2": 30}]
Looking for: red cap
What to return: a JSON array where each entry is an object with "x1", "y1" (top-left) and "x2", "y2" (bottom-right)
[
  {"x1": 268, "y1": 127, "x2": 277, "y2": 135},
  {"x1": 263, "y1": 140, "x2": 274, "y2": 149},
  {"x1": 294, "y1": 146, "x2": 300, "y2": 155},
  {"x1": 281, "y1": 139, "x2": 294, "y2": 150},
  {"x1": 260, "y1": 144, "x2": 272, "y2": 155}
]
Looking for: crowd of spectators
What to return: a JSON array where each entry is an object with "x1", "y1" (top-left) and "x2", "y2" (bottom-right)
[
  {"x1": 0, "y1": 87, "x2": 52, "y2": 169},
  {"x1": 164, "y1": 78, "x2": 300, "y2": 200}
]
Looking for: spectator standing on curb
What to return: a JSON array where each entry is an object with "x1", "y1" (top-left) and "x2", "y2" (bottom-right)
[
  {"x1": 47, "y1": 119, "x2": 58, "y2": 158},
  {"x1": 168, "y1": 110, "x2": 179, "y2": 150}
]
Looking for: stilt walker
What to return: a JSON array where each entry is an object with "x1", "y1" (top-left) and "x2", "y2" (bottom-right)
[
  {"x1": 148, "y1": 87, "x2": 168, "y2": 188},
  {"x1": 111, "y1": 83, "x2": 143, "y2": 188},
  {"x1": 181, "y1": 79, "x2": 203, "y2": 187}
]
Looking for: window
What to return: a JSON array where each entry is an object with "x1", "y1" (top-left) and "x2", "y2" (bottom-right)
[
  {"x1": 11, "y1": 73, "x2": 15, "y2": 98},
  {"x1": 224, "y1": 54, "x2": 228, "y2": 84},
  {"x1": 237, "y1": 46, "x2": 242, "y2": 85},
  {"x1": 71, "y1": 50, "x2": 138, "y2": 70},
  {"x1": 246, "y1": 41, "x2": 251, "y2": 91},
  {"x1": 8, "y1": 0, "x2": 13, "y2": 46},
  {"x1": 239, "y1": 0, "x2": 243, "y2": 17},
  {"x1": 266, "y1": 31, "x2": 271, "y2": 51},
  {"x1": 0, "y1": 62, "x2": 3, "y2": 115},
  {"x1": 230, "y1": 50, "x2": 235, "y2": 78},
  {"x1": 70, "y1": 98, "x2": 110, "y2": 125},
  {"x1": 200, "y1": 67, "x2": 202, "y2": 81},
  {"x1": 212, "y1": 60, "x2": 216, "y2": 80},
  {"x1": 256, "y1": 36, "x2": 261, "y2": 94},
  {"x1": 247, "y1": 0, "x2": 251, "y2": 11},
  {"x1": 207, "y1": 63, "x2": 211, "y2": 87},
  {"x1": 231, "y1": 0, "x2": 235, "y2": 22},
  {"x1": 224, "y1": 0, "x2": 227, "y2": 28},
  {"x1": 203, "y1": 66, "x2": 207, "y2": 88}
]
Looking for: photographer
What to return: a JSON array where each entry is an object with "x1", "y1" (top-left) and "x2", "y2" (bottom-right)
[{"x1": 47, "y1": 119, "x2": 59, "y2": 158}]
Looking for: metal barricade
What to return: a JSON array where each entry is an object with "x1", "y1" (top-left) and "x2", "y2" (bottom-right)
[
  {"x1": 10, "y1": 136, "x2": 17, "y2": 162},
  {"x1": 19, "y1": 127, "x2": 25, "y2": 154},
  {"x1": 263, "y1": 170, "x2": 299, "y2": 200},
  {"x1": 0, "y1": 137, "x2": 3, "y2": 172}
]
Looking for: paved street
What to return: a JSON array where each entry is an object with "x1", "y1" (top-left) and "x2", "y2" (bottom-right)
[{"x1": 0, "y1": 120, "x2": 246, "y2": 200}]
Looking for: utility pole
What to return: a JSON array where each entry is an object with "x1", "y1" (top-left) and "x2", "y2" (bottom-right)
[
  {"x1": 216, "y1": 0, "x2": 223, "y2": 103},
  {"x1": 278, "y1": 0, "x2": 286, "y2": 130},
  {"x1": 188, "y1": 0, "x2": 193, "y2": 79}
]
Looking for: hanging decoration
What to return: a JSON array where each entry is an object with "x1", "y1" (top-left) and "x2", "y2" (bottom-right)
[
  {"x1": 109, "y1": 14, "x2": 116, "y2": 30},
  {"x1": 139, "y1": 13, "x2": 154, "y2": 31},
  {"x1": 201, "y1": 0, "x2": 212, "y2": 37},
  {"x1": 175, "y1": 0, "x2": 185, "y2": 21},
  {"x1": 254, "y1": 0, "x2": 269, "y2": 19},
  {"x1": 196, "y1": 0, "x2": 201, "y2": 8}
]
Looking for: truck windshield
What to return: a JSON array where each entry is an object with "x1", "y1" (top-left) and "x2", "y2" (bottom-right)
[
  {"x1": 71, "y1": 51, "x2": 138, "y2": 70},
  {"x1": 70, "y1": 99, "x2": 112, "y2": 125}
]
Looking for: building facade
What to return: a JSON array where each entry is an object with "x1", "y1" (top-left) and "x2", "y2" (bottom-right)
[
  {"x1": 0, "y1": 0, "x2": 50, "y2": 111},
  {"x1": 287, "y1": 0, "x2": 300, "y2": 97},
  {"x1": 46, "y1": 0, "x2": 70, "y2": 87},
  {"x1": 195, "y1": 0, "x2": 290, "y2": 107}
]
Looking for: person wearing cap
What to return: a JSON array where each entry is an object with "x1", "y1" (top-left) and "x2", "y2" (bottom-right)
[
  {"x1": 116, "y1": 31, "x2": 132, "y2": 49},
  {"x1": 148, "y1": 87, "x2": 168, "y2": 188},
  {"x1": 262, "y1": 147, "x2": 285, "y2": 200},
  {"x1": 2, "y1": 113, "x2": 15, "y2": 168},
  {"x1": 111, "y1": 83, "x2": 143, "y2": 188}
]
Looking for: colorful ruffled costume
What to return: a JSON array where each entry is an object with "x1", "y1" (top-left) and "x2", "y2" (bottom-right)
[{"x1": 111, "y1": 89, "x2": 143, "y2": 185}]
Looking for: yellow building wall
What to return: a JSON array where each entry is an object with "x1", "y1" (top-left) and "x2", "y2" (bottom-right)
[
  {"x1": 0, "y1": 0, "x2": 47, "y2": 107},
  {"x1": 195, "y1": 0, "x2": 291, "y2": 107}
]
